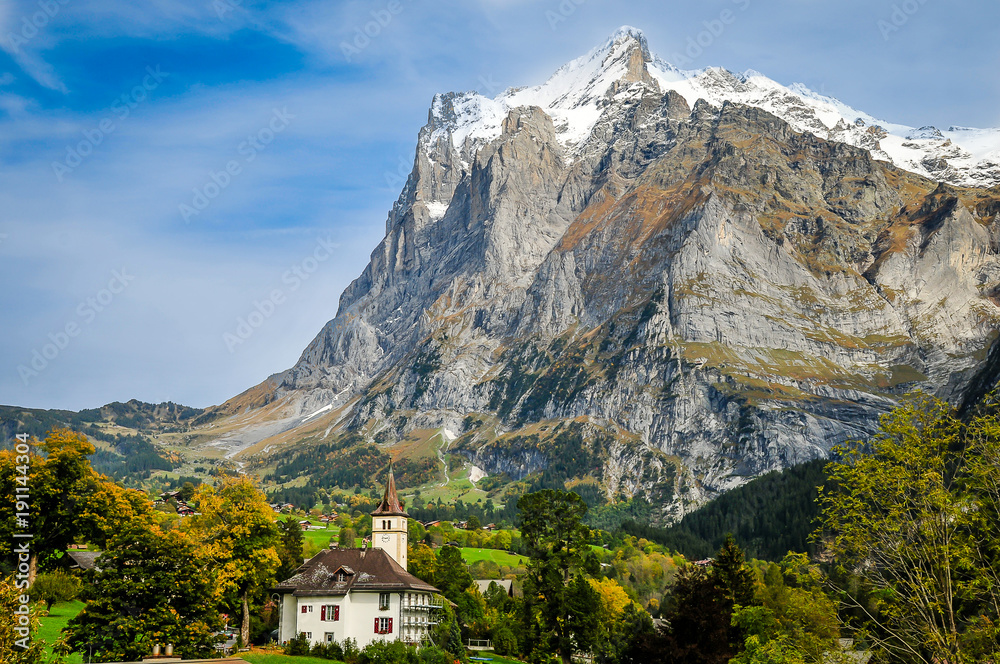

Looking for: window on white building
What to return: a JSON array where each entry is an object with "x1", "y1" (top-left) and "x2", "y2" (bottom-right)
[
  {"x1": 379, "y1": 592, "x2": 391, "y2": 610},
  {"x1": 321, "y1": 605, "x2": 340, "y2": 621},
  {"x1": 300, "y1": 605, "x2": 313, "y2": 614},
  {"x1": 374, "y1": 617, "x2": 393, "y2": 634}
]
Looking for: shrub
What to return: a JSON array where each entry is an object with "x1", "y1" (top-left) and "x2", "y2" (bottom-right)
[
  {"x1": 359, "y1": 639, "x2": 417, "y2": 664},
  {"x1": 284, "y1": 632, "x2": 310, "y2": 656}
]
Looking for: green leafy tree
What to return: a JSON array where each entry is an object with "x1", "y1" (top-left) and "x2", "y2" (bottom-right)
[
  {"x1": 730, "y1": 606, "x2": 808, "y2": 664},
  {"x1": 518, "y1": 489, "x2": 598, "y2": 664},
  {"x1": 30, "y1": 571, "x2": 80, "y2": 611},
  {"x1": 817, "y1": 393, "x2": 997, "y2": 663},
  {"x1": 65, "y1": 525, "x2": 222, "y2": 661},
  {"x1": 728, "y1": 553, "x2": 842, "y2": 664},
  {"x1": 338, "y1": 526, "x2": 358, "y2": 548},
  {"x1": 189, "y1": 475, "x2": 280, "y2": 647},
  {"x1": 408, "y1": 542, "x2": 437, "y2": 585},
  {"x1": 430, "y1": 602, "x2": 467, "y2": 663},
  {"x1": 177, "y1": 481, "x2": 196, "y2": 502}
]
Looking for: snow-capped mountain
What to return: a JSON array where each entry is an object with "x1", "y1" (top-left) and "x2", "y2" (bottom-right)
[
  {"x1": 201, "y1": 27, "x2": 1000, "y2": 523},
  {"x1": 429, "y1": 26, "x2": 1000, "y2": 188}
]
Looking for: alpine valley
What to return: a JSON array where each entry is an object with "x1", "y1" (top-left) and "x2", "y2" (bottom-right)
[{"x1": 10, "y1": 27, "x2": 1000, "y2": 524}]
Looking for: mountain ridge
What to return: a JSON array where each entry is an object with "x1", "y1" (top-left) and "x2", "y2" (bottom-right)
[{"x1": 164, "y1": 28, "x2": 1000, "y2": 522}]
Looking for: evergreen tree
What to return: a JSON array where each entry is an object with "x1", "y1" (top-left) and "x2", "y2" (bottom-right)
[
  {"x1": 275, "y1": 517, "x2": 305, "y2": 581},
  {"x1": 518, "y1": 489, "x2": 599, "y2": 664},
  {"x1": 434, "y1": 545, "x2": 474, "y2": 601}
]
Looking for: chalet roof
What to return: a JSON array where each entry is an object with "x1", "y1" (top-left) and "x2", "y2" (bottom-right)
[
  {"x1": 474, "y1": 579, "x2": 514, "y2": 597},
  {"x1": 67, "y1": 551, "x2": 101, "y2": 570},
  {"x1": 371, "y1": 466, "x2": 408, "y2": 517},
  {"x1": 274, "y1": 547, "x2": 437, "y2": 597}
]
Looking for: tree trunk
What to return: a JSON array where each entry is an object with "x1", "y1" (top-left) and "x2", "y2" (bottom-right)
[
  {"x1": 28, "y1": 552, "x2": 38, "y2": 586},
  {"x1": 241, "y1": 592, "x2": 250, "y2": 648}
]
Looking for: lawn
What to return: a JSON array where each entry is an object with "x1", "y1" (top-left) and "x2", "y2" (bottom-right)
[
  {"x1": 301, "y1": 525, "x2": 336, "y2": 550},
  {"x1": 460, "y1": 548, "x2": 526, "y2": 567},
  {"x1": 242, "y1": 653, "x2": 344, "y2": 664},
  {"x1": 37, "y1": 599, "x2": 84, "y2": 664},
  {"x1": 241, "y1": 649, "x2": 519, "y2": 664},
  {"x1": 470, "y1": 653, "x2": 525, "y2": 664}
]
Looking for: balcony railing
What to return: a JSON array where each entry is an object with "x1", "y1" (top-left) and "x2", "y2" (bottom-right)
[{"x1": 401, "y1": 597, "x2": 446, "y2": 611}]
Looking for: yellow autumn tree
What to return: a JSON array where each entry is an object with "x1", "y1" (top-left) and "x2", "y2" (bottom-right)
[
  {"x1": 589, "y1": 577, "x2": 632, "y2": 621},
  {"x1": 187, "y1": 475, "x2": 280, "y2": 647},
  {"x1": 0, "y1": 429, "x2": 153, "y2": 583}
]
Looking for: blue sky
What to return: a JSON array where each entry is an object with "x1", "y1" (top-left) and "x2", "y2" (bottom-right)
[{"x1": 2, "y1": 0, "x2": 998, "y2": 411}]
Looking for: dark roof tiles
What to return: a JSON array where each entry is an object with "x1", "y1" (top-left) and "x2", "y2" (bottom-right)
[{"x1": 274, "y1": 548, "x2": 437, "y2": 596}]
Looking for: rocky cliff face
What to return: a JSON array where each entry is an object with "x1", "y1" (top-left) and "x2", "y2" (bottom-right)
[{"x1": 215, "y1": 28, "x2": 1000, "y2": 522}]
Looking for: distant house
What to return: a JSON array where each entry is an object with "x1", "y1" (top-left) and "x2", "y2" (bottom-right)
[
  {"x1": 299, "y1": 520, "x2": 312, "y2": 530},
  {"x1": 421, "y1": 520, "x2": 440, "y2": 528},
  {"x1": 176, "y1": 502, "x2": 195, "y2": 516},
  {"x1": 474, "y1": 579, "x2": 514, "y2": 598},
  {"x1": 67, "y1": 551, "x2": 101, "y2": 571},
  {"x1": 693, "y1": 558, "x2": 714, "y2": 567},
  {"x1": 274, "y1": 468, "x2": 443, "y2": 648}
]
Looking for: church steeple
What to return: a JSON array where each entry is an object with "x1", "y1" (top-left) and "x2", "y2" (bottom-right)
[
  {"x1": 372, "y1": 465, "x2": 408, "y2": 517},
  {"x1": 371, "y1": 466, "x2": 409, "y2": 569}
]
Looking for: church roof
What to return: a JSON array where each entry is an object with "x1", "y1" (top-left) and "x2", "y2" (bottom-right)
[
  {"x1": 371, "y1": 466, "x2": 408, "y2": 516},
  {"x1": 274, "y1": 547, "x2": 437, "y2": 597}
]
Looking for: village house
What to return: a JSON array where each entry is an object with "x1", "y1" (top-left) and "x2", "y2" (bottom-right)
[{"x1": 274, "y1": 468, "x2": 443, "y2": 648}]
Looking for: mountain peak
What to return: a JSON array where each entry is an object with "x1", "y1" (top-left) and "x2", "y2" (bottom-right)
[
  {"x1": 604, "y1": 25, "x2": 651, "y2": 57},
  {"x1": 420, "y1": 26, "x2": 1000, "y2": 187},
  {"x1": 599, "y1": 26, "x2": 655, "y2": 86}
]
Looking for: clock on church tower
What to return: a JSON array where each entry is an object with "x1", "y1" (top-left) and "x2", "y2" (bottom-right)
[{"x1": 370, "y1": 466, "x2": 409, "y2": 570}]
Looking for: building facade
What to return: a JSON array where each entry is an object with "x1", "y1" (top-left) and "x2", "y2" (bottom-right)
[{"x1": 274, "y1": 468, "x2": 442, "y2": 648}]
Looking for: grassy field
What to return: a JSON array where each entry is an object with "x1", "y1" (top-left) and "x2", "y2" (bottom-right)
[
  {"x1": 470, "y1": 653, "x2": 525, "y2": 664},
  {"x1": 243, "y1": 653, "x2": 343, "y2": 664},
  {"x1": 38, "y1": 599, "x2": 84, "y2": 664},
  {"x1": 460, "y1": 548, "x2": 526, "y2": 567},
  {"x1": 241, "y1": 649, "x2": 519, "y2": 664},
  {"x1": 301, "y1": 525, "x2": 336, "y2": 550}
]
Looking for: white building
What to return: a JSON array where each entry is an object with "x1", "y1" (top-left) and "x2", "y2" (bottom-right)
[{"x1": 275, "y1": 468, "x2": 442, "y2": 648}]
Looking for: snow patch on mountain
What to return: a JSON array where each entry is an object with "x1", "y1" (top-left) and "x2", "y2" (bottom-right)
[{"x1": 426, "y1": 25, "x2": 1000, "y2": 188}]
